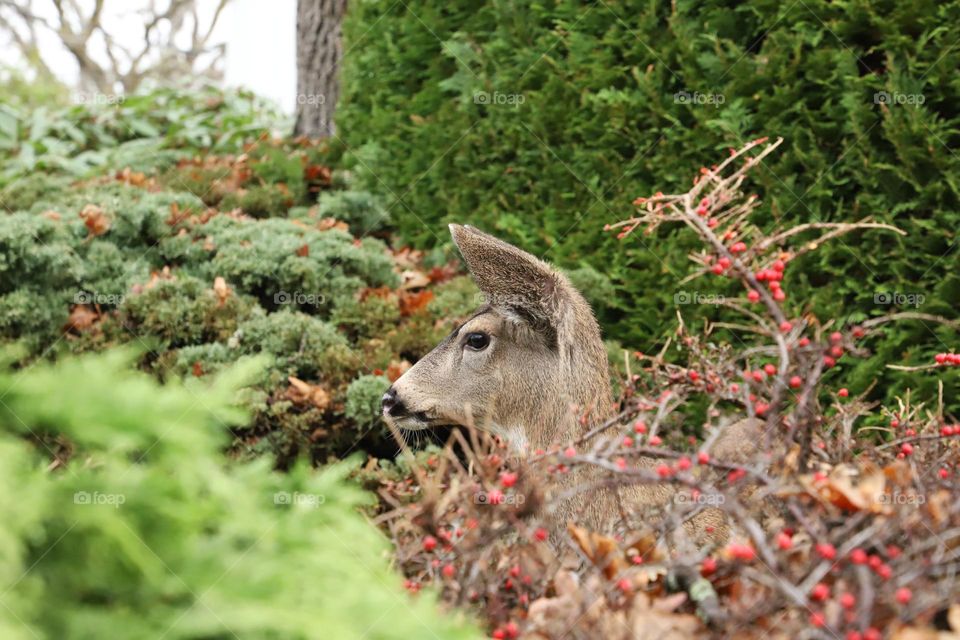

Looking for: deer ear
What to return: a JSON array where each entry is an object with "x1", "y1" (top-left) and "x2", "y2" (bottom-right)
[{"x1": 449, "y1": 224, "x2": 573, "y2": 330}]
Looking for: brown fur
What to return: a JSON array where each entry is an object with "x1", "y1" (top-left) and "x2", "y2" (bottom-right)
[{"x1": 383, "y1": 224, "x2": 760, "y2": 544}]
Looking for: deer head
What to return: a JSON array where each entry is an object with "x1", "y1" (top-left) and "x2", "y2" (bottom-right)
[{"x1": 381, "y1": 224, "x2": 612, "y2": 452}]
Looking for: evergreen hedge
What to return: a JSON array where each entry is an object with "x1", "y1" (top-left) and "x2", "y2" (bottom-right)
[{"x1": 339, "y1": 0, "x2": 960, "y2": 411}]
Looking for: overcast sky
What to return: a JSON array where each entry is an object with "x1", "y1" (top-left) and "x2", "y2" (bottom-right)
[{"x1": 0, "y1": 0, "x2": 298, "y2": 112}]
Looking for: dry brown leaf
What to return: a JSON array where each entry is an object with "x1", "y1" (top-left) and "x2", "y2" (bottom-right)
[
  {"x1": 386, "y1": 360, "x2": 411, "y2": 383},
  {"x1": 399, "y1": 269, "x2": 431, "y2": 290},
  {"x1": 798, "y1": 463, "x2": 890, "y2": 514},
  {"x1": 285, "y1": 377, "x2": 330, "y2": 411},
  {"x1": 63, "y1": 305, "x2": 99, "y2": 334},
  {"x1": 79, "y1": 204, "x2": 110, "y2": 236},
  {"x1": 317, "y1": 217, "x2": 349, "y2": 232},
  {"x1": 213, "y1": 277, "x2": 231, "y2": 307},
  {"x1": 399, "y1": 290, "x2": 433, "y2": 317}
]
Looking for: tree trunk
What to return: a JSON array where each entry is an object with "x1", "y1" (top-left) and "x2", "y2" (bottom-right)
[{"x1": 294, "y1": 0, "x2": 348, "y2": 138}]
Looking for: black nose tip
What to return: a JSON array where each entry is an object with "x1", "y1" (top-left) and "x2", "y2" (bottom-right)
[{"x1": 381, "y1": 387, "x2": 409, "y2": 417}]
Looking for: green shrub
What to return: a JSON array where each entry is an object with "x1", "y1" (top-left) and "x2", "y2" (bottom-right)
[
  {"x1": 317, "y1": 189, "x2": 390, "y2": 232},
  {"x1": 345, "y1": 374, "x2": 391, "y2": 427},
  {"x1": 0, "y1": 348, "x2": 479, "y2": 639},
  {"x1": 340, "y1": 0, "x2": 960, "y2": 412}
]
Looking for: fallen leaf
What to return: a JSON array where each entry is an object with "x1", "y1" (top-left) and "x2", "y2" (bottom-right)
[
  {"x1": 213, "y1": 277, "x2": 231, "y2": 307},
  {"x1": 285, "y1": 377, "x2": 330, "y2": 411},
  {"x1": 79, "y1": 204, "x2": 110, "y2": 236}
]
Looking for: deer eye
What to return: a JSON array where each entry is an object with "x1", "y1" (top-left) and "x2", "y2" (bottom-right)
[{"x1": 464, "y1": 332, "x2": 490, "y2": 351}]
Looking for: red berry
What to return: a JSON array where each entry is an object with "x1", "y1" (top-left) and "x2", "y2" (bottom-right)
[
  {"x1": 728, "y1": 543, "x2": 756, "y2": 561},
  {"x1": 779, "y1": 321, "x2": 793, "y2": 332},
  {"x1": 823, "y1": 356, "x2": 836, "y2": 368},
  {"x1": 816, "y1": 542, "x2": 837, "y2": 561},
  {"x1": 810, "y1": 583, "x2": 830, "y2": 601},
  {"x1": 810, "y1": 611, "x2": 826, "y2": 628},
  {"x1": 941, "y1": 425, "x2": 955, "y2": 437},
  {"x1": 798, "y1": 337, "x2": 811, "y2": 347},
  {"x1": 886, "y1": 545, "x2": 901, "y2": 559},
  {"x1": 701, "y1": 556, "x2": 717, "y2": 575},
  {"x1": 656, "y1": 464, "x2": 672, "y2": 478},
  {"x1": 900, "y1": 443, "x2": 914, "y2": 456},
  {"x1": 617, "y1": 577, "x2": 632, "y2": 593},
  {"x1": 864, "y1": 629, "x2": 881, "y2": 640},
  {"x1": 747, "y1": 290, "x2": 760, "y2": 302},
  {"x1": 776, "y1": 532, "x2": 793, "y2": 550},
  {"x1": 488, "y1": 489, "x2": 505, "y2": 505},
  {"x1": 773, "y1": 289, "x2": 786, "y2": 301},
  {"x1": 830, "y1": 331, "x2": 843, "y2": 343},
  {"x1": 718, "y1": 257, "x2": 732, "y2": 269},
  {"x1": 853, "y1": 326, "x2": 865, "y2": 338},
  {"x1": 677, "y1": 456, "x2": 692, "y2": 471},
  {"x1": 876, "y1": 564, "x2": 892, "y2": 580},
  {"x1": 764, "y1": 364, "x2": 777, "y2": 376},
  {"x1": 533, "y1": 527, "x2": 548, "y2": 542},
  {"x1": 615, "y1": 457, "x2": 627, "y2": 470},
  {"x1": 688, "y1": 370, "x2": 700, "y2": 382},
  {"x1": 730, "y1": 241, "x2": 747, "y2": 253},
  {"x1": 442, "y1": 563, "x2": 456, "y2": 578},
  {"x1": 895, "y1": 587, "x2": 912, "y2": 604},
  {"x1": 500, "y1": 471, "x2": 518, "y2": 488},
  {"x1": 697, "y1": 451, "x2": 710, "y2": 465},
  {"x1": 423, "y1": 535, "x2": 438, "y2": 552},
  {"x1": 711, "y1": 263, "x2": 724, "y2": 275},
  {"x1": 831, "y1": 345, "x2": 844, "y2": 358},
  {"x1": 649, "y1": 435, "x2": 662, "y2": 446},
  {"x1": 838, "y1": 388, "x2": 849, "y2": 397},
  {"x1": 622, "y1": 436, "x2": 634, "y2": 447},
  {"x1": 840, "y1": 592, "x2": 856, "y2": 609},
  {"x1": 850, "y1": 548, "x2": 868, "y2": 564},
  {"x1": 772, "y1": 259, "x2": 786, "y2": 272},
  {"x1": 752, "y1": 370, "x2": 765, "y2": 382},
  {"x1": 564, "y1": 446, "x2": 576, "y2": 458},
  {"x1": 633, "y1": 420, "x2": 647, "y2": 434}
]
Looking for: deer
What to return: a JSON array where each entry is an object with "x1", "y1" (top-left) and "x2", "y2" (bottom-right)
[{"x1": 381, "y1": 224, "x2": 764, "y2": 546}]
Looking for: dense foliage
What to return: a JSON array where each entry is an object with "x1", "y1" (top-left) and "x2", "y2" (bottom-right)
[
  {"x1": 0, "y1": 89, "x2": 480, "y2": 465},
  {"x1": 0, "y1": 348, "x2": 478, "y2": 639},
  {"x1": 338, "y1": 0, "x2": 960, "y2": 413}
]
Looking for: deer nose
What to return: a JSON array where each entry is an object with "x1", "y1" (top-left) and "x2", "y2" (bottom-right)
[{"x1": 381, "y1": 387, "x2": 409, "y2": 417}]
